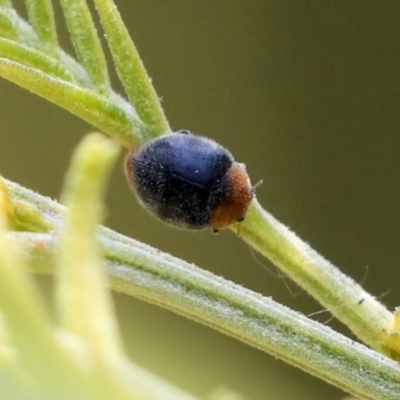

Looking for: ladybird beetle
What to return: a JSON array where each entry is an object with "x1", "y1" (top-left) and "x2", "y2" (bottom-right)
[{"x1": 125, "y1": 130, "x2": 254, "y2": 232}]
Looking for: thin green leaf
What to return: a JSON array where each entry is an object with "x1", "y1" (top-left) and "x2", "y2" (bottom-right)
[
  {"x1": 55, "y1": 133, "x2": 142, "y2": 400},
  {"x1": 94, "y1": 0, "x2": 171, "y2": 138},
  {"x1": 60, "y1": 0, "x2": 110, "y2": 94},
  {"x1": 0, "y1": 185, "x2": 87, "y2": 399},
  {"x1": 0, "y1": 37, "x2": 75, "y2": 82},
  {"x1": 0, "y1": 7, "x2": 18, "y2": 40},
  {"x1": 25, "y1": 0, "x2": 58, "y2": 56},
  {"x1": 56, "y1": 133, "x2": 122, "y2": 357},
  {"x1": 4, "y1": 7, "x2": 40, "y2": 48},
  {"x1": 0, "y1": 58, "x2": 146, "y2": 146},
  {"x1": 0, "y1": 5, "x2": 91, "y2": 85}
]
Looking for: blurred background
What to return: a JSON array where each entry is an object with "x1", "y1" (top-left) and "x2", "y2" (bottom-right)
[{"x1": 1, "y1": 1, "x2": 400, "y2": 399}]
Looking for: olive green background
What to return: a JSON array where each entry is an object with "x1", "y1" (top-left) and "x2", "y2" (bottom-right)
[{"x1": 1, "y1": 1, "x2": 400, "y2": 399}]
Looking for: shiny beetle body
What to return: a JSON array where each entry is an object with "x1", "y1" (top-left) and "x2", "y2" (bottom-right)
[{"x1": 125, "y1": 130, "x2": 253, "y2": 232}]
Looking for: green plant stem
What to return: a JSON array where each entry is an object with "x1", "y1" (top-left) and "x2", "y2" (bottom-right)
[
  {"x1": 0, "y1": 6, "x2": 40, "y2": 48},
  {"x1": 0, "y1": 37, "x2": 76, "y2": 82},
  {"x1": 238, "y1": 201, "x2": 393, "y2": 354},
  {"x1": 93, "y1": 0, "x2": 171, "y2": 138},
  {"x1": 9, "y1": 232, "x2": 400, "y2": 400},
  {"x1": 0, "y1": 58, "x2": 145, "y2": 146},
  {"x1": 60, "y1": 0, "x2": 110, "y2": 94},
  {"x1": 5, "y1": 179, "x2": 400, "y2": 400},
  {"x1": 25, "y1": 0, "x2": 58, "y2": 56},
  {"x1": 0, "y1": 3, "x2": 169, "y2": 146},
  {"x1": 0, "y1": 6, "x2": 18, "y2": 40},
  {"x1": 0, "y1": 5, "x2": 94, "y2": 86}
]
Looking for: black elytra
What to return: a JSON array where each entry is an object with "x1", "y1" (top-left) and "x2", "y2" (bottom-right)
[{"x1": 125, "y1": 130, "x2": 253, "y2": 231}]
